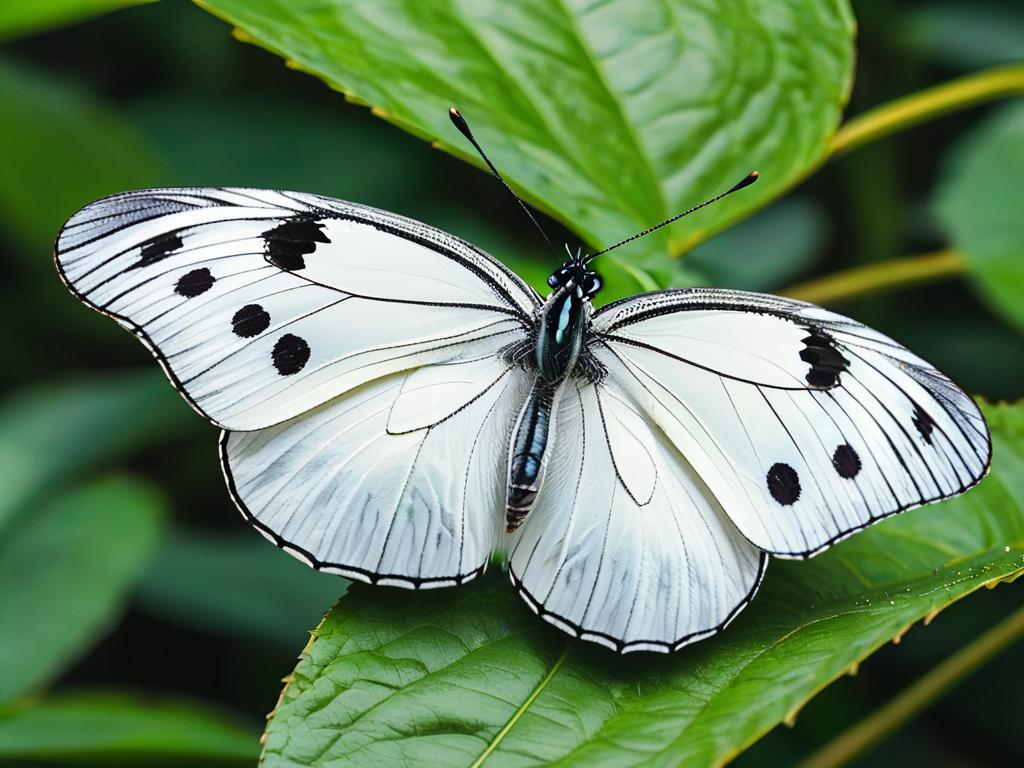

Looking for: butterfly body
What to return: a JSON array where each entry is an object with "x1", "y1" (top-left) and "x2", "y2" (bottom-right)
[
  {"x1": 55, "y1": 186, "x2": 990, "y2": 653},
  {"x1": 507, "y1": 258, "x2": 604, "y2": 529}
]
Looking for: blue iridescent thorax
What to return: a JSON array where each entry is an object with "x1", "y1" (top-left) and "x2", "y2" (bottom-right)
[{"x1": 534, "y1": 259, "x2": 601, "y2": 384}]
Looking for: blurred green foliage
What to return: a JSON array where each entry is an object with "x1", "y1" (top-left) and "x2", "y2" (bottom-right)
[
  {"x1": 936, "y1": 101, "x2": 1024, "y2": 332},
  {"x1": 0, "y1": 692, "x2": 256, "y2": 764},
  {"x1": 0, "y1": 477, "x2": 164, "y2": 703},
  {"x1": 136, "y1": 530, "x2": 345, "y2": 649},
  {"x1": 0, "y1": 0, "x2": 1021, "y2": 766},
  {"x1": 0, "y1": 0, "x2": 152, "y2": 43}
]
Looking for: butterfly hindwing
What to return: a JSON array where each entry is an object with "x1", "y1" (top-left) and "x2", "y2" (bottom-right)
[
  {"x1": 55, "y1": 187, "x2": 538, "y2": 430},
  {"x1": 508, "y1": 379, "x2": 766, "y2": 653},
  {"x1": 592, "y1": 289, "x2": 990, "y2": 558},
  {"x1": 223, "y1": 358, "x2": 532, "y2": 586}
]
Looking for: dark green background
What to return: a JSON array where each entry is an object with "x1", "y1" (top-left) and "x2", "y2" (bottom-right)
[{"x1": 1, "y1": 1, "x2": 1021, "y2": 765}]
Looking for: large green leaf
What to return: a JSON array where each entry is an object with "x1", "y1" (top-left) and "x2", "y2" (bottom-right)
[
  {"x1": 0, "y1": 477, "x2": 165, "y2": 703},
  {"x1": 934, "y1": 100, "x2": 1024, "y2": 333},
  {"x1": 0, "y1": 692, "x2": 256, "y2": 764},
  {"x1": 195, "y1": 0, "x2": 855, "y2": 262},
  {"x1": 136, "y1": 529, "x2": 345, "y2": 648},
  {"x1": 0, "y1": 371, "x2": 198, "y2": 534},
  {"x1": 261, "y1": 401, "x2": 1023, "y2": 768},
  {"x1": 0, "y1": 0, "x2": 152, "y2": 42}
]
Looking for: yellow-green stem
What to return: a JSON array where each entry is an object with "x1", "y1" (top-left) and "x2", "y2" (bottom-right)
[
  {"x1": 797, "y1": 605, "x2": 1024, "y2": 768},
  {"x1": 469, "y1": 642, "x2": 571, "y2": 768},
  {"x1": 782, "y1": 250, "x2": 965, "y2": 305},
  {"x1": 831, "y1": 64, "x2": 1024, "y2": 158}
]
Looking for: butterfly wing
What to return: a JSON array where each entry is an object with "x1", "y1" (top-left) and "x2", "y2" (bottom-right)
[
  {"x1": 55, "y1": 187, "x2": 538, "y2": 430},
  {"x1": 508, "y1": 379, "x2": 766, "y2": 652},
  {"x1": 592, "y1": 288, "x2": 991, "y2": 558},
  {"x1": 223, "y1": 356, "x2": 532, "y2": 586}
]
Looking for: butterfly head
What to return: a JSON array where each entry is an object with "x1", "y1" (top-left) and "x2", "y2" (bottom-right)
[{"x1": 547, "y1": 257, "x2": 602, "y2": 300}]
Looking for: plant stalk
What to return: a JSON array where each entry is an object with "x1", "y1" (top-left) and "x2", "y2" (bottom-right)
[
  {"x1": 797, "y1": 604, "x2": 1024, "y2": 768},
  {"x1": 831, "y1": 64, "x2": 1024, "y2": 158},
  {"x1": 782, "y1": 250, "x2": 965, "y2": 305}
]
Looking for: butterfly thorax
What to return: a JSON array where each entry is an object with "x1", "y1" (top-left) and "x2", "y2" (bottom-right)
[
  {"x1": 535, "y1": 286, "x2": 591, "y2": 384},
  {"x1": 536, "y1": 259, "x2": 601, "y2": 382}
]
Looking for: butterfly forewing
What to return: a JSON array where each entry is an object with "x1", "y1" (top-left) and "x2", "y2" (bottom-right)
[
  {"x1": 592, "y1": 289, "x2": 990, "y2": 558},
  {"x1": 55, "y1": 188, "x2": 537, "y2": 431}
]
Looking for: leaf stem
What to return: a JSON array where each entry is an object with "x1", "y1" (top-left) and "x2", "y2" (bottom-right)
[
  {"x1": 797, "y1": 604, "x2": 1024, "y2": 768},
  {"x1": 831, "y1": 64, "x2": 1024, "y2": 158},
  {"x1": 781, "y1": 249, "x2": 965, "y2": 305}
]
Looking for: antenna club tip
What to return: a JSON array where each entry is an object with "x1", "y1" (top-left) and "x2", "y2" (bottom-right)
[
  {"x1": 728, "y1": 171, "x2": 759, "y2": 193},
  {"x1": 448, "y1": 107, "x2": 472, "y2": 137}
]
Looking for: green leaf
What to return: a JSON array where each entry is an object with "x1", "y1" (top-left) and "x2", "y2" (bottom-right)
[
  {"x1": 0, "y1": 371, "x2": 198, "y2": 534},
  {"x1": 0, "y1": 478, "x2": 166, "y2": 704},
  {"x1": 136, "y1": 529, "x2": 345, "y2": 648},
  {"x1": 261, "y1": 401, "x2": 1023, "y2": 768},
  {"x1": 0, "y1": 0, "x2": 153, "y2": 42},
  {"x1": 196, "y1": 0, "x2": 855, "y2": 261},
  {"x1": 0, "y1": 692, "x2": 257, "y2": 764},
  {"x1": 934, "y1": 100, "x2": 1024, "y2": 333}
]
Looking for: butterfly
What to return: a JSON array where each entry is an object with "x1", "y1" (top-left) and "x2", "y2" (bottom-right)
[{"x1": 54, "y1": 108, "x2": 990, "y2": 653}]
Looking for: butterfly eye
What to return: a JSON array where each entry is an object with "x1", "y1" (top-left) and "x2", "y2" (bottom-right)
[
  {"x1": 548, "y1": 266, "x2": 576, "y2": 289},
  {"x1": 582, "y1": 273, "x2": 602, "y2": 297}
]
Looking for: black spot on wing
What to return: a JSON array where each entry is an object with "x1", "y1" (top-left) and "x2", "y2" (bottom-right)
[
  {"x1": 232, "y1": 304, "x2": 271, "y2": 338},
  {"x1": 175, "y1": 267, "x2": 214, "y2": 297},
  {"x1": 800, "y1": 327, "x2": 849, "y2": 388},
  {"x1": 832, "y1": 444, "x2": 862, "y2": 478},
  {"x1": 767, "y1": 462, "x2": 801, "y2": 505},
  {"x1": 272, "y1": 333, "x2": 310, "y2": 375},
  {"x1": 135, "y1": 231, "x2": 183, "y2": 268},
  {"x1": 264, "y1": 215, "x2": 330, "y2": 271},
  {"x1": 912, "y1": 403, "x2": 935, "y2": 445}
]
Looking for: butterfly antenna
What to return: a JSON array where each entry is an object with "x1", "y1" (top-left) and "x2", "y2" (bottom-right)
[
  {"x1": 584, "y1": 171, "x2": 759, "y2": 264},
  {"x1": 449, "y1": 107, "x2": 558, "y2": 256}
]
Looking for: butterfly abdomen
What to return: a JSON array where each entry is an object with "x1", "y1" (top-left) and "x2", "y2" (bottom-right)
[{"x1": 506, "y1": 379, "x2": 560, "y2": 532}]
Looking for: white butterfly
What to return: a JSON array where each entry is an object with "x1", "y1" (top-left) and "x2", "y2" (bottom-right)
[{"x1": 55, "y1": 110, "x2": 990, "y2": 653}]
